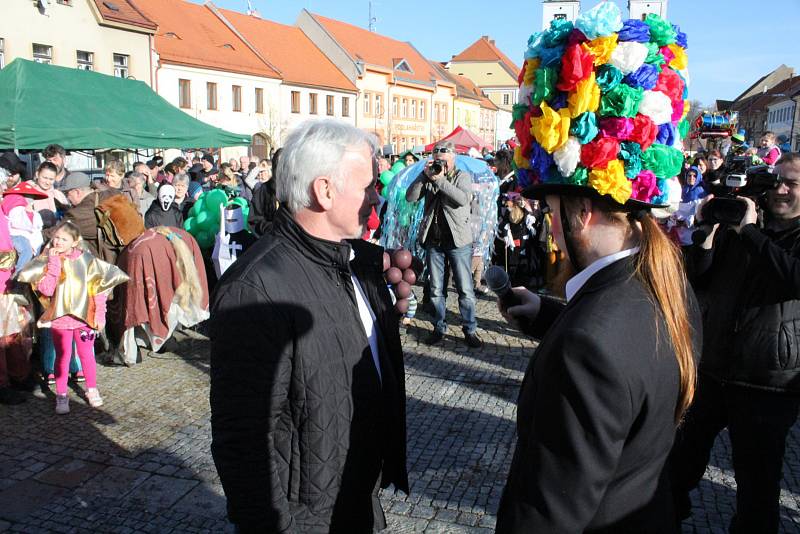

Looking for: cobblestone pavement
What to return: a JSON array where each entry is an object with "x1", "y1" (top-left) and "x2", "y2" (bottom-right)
[{"x1": 1, "y1": 291, "x2": 800, "y2": 532}]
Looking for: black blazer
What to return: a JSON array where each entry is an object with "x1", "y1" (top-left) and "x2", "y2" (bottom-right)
[{"x1": 496, "y1": 256, "x2": 701, "y2": 533}]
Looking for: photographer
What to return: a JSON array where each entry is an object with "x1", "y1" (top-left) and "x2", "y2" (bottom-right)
[
  {"x1": 671, "y1": 152, "x2": 800, "y2": 533},
  {"x1": 405, "y1": 140, "x2": 481, "y2": 348}
]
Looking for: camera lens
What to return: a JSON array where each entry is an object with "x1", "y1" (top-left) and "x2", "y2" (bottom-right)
[{"x1": 430, "y1": 162, "x2": 443, "y2": 175}]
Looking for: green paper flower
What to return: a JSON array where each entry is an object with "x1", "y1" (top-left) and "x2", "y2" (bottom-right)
[
  {"x1": 596, "y1": 64, "x2": 624, "y2": 93},
  {"x1": 598, "y1": 84, "x2": 644, "y2": 118}
]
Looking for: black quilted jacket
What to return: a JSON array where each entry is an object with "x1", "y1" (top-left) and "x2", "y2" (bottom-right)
[{"x1": 210, "y1": 209, "x2": 408, "y2": 533}]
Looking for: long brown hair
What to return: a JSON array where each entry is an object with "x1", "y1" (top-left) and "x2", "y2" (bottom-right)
[{"x1": 562, "y1": 196, "x2": 696, "y2": 423}]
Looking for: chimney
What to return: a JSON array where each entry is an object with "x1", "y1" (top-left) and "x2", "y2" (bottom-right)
[
  {"x1": 489, "y1": 39, "x2": 495, "y2": 45},
  {"x1": 481, "y1": 35, "x2": 489, "y2": 40}
]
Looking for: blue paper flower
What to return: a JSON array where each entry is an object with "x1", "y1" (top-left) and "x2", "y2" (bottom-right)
[
  {"x1": 539, "y1": 45, "x2": 566, "y2": 67},
  {"x1": 650, "y1": 178, "x2": 669, "y2": 204},
  {"x1": 672, "y1": 24, "x2": 688, "y2": 48},
  {"x1": 622, "y1": 63, "x2": 660, "y2": 90},
  {"x1": 656, "y1": 123, "x2": 676, "y2": 146},
  {"x1": 543, "y1": 18, "x2": 574, "y2": 47},
  {"x1": 549, "y1": 90, "x2": 569, "y2": 111},
  {"x1": 524, "y1": 32, "x2": 545, "y2": 60},
  {"x1": 530, "y1": 141, "x2": 555, "y2": 180},
  {"x1": 618, "y1": 19, "x2": 651, "y2": 42},
  {"x1": 575, "y1": 1, "x2": 623, "y2": 40}
]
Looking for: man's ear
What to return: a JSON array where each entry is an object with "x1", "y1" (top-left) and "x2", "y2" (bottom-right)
[
  {"x1": 577, "y1": 197, "x2": 594, "y2": 230},
  {"x1": 310, "y1": 176, "x2": 335, "y2": 211}
]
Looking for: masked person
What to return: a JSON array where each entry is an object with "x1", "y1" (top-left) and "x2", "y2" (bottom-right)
[
  {"x1": 211, "y1": 205, "x2": 256, "y2": 279},
  {"x1": 495, "y1": 171, "x2": 701, "y2": 532},
  {"x1": 144, "y1": 183, "x2": 183, "y2": 229}
]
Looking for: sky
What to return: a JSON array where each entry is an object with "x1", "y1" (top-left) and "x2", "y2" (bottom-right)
[{"x1": 195, "y1": 0, "x2": 800, "y2": 108}]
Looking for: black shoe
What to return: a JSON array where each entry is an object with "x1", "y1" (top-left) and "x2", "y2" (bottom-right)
[
  {"x1": 0, "y1": 386, "x2": 26, "y2": 405},
  {"x1": 10, "y1": 374, "x2": 38, "y2": 392},
  {"x1": 425, "y1": 331, "x2": 444, "y2": 345},
  {"x1": 464, "y1": 332, "x2": 483, "y2": 348}
]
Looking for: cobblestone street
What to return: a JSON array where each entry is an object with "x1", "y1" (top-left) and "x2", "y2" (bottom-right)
[{"x1": 1, "y1": 292, "x2": 800, "y2": 532}]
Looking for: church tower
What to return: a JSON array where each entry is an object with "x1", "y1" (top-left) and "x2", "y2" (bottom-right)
[
  {"x1": 541, "y1": 0, "x2": 580, "y2": 30},
  {"x1": 628, "y1": 0, "x2": 668, "y2": 20}
]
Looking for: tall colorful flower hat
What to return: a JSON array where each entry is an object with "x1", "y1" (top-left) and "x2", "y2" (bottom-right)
[{"x1": 513, "y1": 1, "x2": 689, "y2": 209}]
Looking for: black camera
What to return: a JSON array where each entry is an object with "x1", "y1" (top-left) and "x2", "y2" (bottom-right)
[
  {"x1": 429, "y1": 161, "x2": 446, "y2": 176},
  {"x1": 691, "y1": 160, "x2": 782, "y2": 244}
]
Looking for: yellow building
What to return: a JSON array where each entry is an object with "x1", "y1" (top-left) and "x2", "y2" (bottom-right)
[
  {"x1": 0, "y1": 0, "x2": 156, "y2": 84},
  {"x1": 297, "y1": 11, "x2": 456, "y2": 153}
]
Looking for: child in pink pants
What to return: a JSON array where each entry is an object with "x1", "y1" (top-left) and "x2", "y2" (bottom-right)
[{"x1": 16, "y1": 220, "x2": 128, "y2": 414}]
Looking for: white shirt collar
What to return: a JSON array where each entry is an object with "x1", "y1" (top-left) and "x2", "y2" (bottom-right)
[{"x1": 565, "y1": 247, "x2": 640, "y2": 302}]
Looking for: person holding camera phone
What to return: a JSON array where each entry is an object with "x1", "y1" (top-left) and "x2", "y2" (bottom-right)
[
  {"x1": 405, "y1": 140, "x2": 481, "y2": 348},
  {"x1": 670, "y1": 152, "x2": 800, "y2": 533}
]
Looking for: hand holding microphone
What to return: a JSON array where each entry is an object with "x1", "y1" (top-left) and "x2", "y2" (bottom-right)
[{"x1": 485, "y1": 266, "x2": 540, "y2": 331}]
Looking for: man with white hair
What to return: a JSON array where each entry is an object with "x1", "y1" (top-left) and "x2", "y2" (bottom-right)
[{"x1": 210, "y1": 120, "x2": 408, "y2": 533}]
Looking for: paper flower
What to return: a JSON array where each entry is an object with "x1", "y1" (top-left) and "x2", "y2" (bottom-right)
[
  {"x1": 550, "y1": 91, "x2": 569, "y2": 111},
  {"x1": 598, "y1": 84, "x2": 643, "y2": 118},
  {"x1": 567, "y1": 165, "x2": 589, "y2": 186},
  {"x1": 554, "y1": 137, "x2": 582, "y2": 177},
  {"x1": 619, "y1": 141, "x2": 644, "y2": 178},
  {"x1": 638, "y1": 90, "x2": 674, "y2": 125},
  {"x1": 530, "y1": 140, "x2": 555, "y2": 177},
  {"x1": 540, "y1": 44, "x2": 567, "y2": 67},
  {"x1": 518, "y1": 84, "x2": 533, "y2": 108},
  {"x1": 514, "y1": 111, "x2": 534, "y2": 157},
  {"x1": 569, "y1": 111, "x2": 599, "y2": 144},
  {"x1": 644, "y1": 13, "x2": 677, "y2": 46},
  {"x1": 532, "y1": 66, "x2": 557, "y2": 105},
  {"x1": 531, "y1": 101, "x2": 571, "y2": 153},
  {"x1": 580, "y1": 137, "x2": 620, "y2": 169},
  {"x1": 610, "y1": 41, "x2": 649, "y2": 74},
  {"x1": 557, "y1": 43, "x2": 596, "y2": 91},
  {"x1": 667, "y1": 44, "x2": 688, "y2": 70},
  {"x1": 595, "y1": 64, "x2": 624, "y2": 93},
  {"x1": 630, "y1": 170, "x2": 660, "y2": 201},
  {"x1": 514, "y1": 146, "x2": 530, "y2": 169},
  {"x1": 582, "y1": 34, "x2": 618, "y2": 65},
  {"x1": 618, "y1": 19, "x2": 650, "y2": 42},
  {"x1": 659, "y1": 45, "x2": 675, "y2": 65},
  {"x1": 623, "y1": 63, "x2": 660, "y2": 90},
  {"x1": 655, "y1": 67, "x2": 685, "y2": 102},
  {"x1": 525, "y1": 32, "x2": 545, "y2": 60},
  {"x1": 673, "y1": 24, "x2": 688, "y2": 49},
  {"x1": 630, "y1": 114, "x2": 659, "y2": 151},
  {"x1": 677, "y1": 118, "x2": 690, "y2": 139},
  {"x1": 642, "y1": 143, "x2": 684, "y2": 179},
  {"x1": 644, "y1": 42, "x2": 666, "y2": 68},
  {"x1": 567, "y1": 72, "x2": 601, "y2": 118},
  {"x1": 672, "y1": 99, "x2": 688, "y2": 124},
  {"x1": 523, "y1": 58, "x2": 540, "y2": 86},
  {"x1": 598, "y1": 117, "x2": 634, "y2": 140},
  {"x1": 575, "y1": 1, "x2": 623, "y2": 40},
  {"x1": 589, "y1": 160, "x2": 631, "y2": 205},
  {"x1": 656, "y1": 123, "x2": 676, "y2": 146},
  {"x1": 567, "y1": 28, "x2": 589, "y2": 46},
  {"x1": 543, "y1": 18, "x2": 574, "y2": 47}
]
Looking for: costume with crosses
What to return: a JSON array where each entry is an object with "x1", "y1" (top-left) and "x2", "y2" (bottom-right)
[{"x1": 212, "y1": 205, "x2": 256, "y2": 278}]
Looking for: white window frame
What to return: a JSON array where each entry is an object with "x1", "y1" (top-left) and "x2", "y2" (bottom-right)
[
  {"x1": 33, "y1": 43, "x2": 53, "y2": 64},
  {"x1": 113, "y1": 53, "x2": 129, "y2": 78},
  {"x1": 77, "y1": 50, "x2": 93, "y2": 71},
  {"x1": 375, "y1": 94, "x2": 382, "y2": 116}
]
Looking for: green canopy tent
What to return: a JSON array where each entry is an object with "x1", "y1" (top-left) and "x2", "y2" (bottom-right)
[{"x1": 0, "y1": 59, "x2": 251, "y2": 150}]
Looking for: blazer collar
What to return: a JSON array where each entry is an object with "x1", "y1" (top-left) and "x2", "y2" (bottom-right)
[{"x1": 567, "y1": 254, "x2": 638, "y2": 306}]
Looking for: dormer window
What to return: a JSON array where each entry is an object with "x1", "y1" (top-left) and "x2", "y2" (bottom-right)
[
  {"x1": 393, "y1": 59, "x2": 413, "y2": 74},
  {"x1": 221, "y1": 44, "x2": 235, "y2": 50},
  {"x1": 164, "y1": 32, "x2": 181, "y2": 39}
]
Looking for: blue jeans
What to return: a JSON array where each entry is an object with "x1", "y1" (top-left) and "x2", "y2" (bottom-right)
[
  {"x1": 11, "y1": 235, "x2": 33, "y2": 271},
  {"x1": 427, "y1": 244, "x2": 477, "y2": 335}
]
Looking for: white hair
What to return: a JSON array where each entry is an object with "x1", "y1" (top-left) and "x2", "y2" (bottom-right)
[{"x1": 277, "y1": 120, "x2": 378, "y2": 213}]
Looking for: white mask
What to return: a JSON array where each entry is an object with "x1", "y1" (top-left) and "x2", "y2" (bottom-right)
[
  {"x1": 158, "y1": 184, "x2": 176, "y2": 211},
  {"x1": 224, "y1": 206, "x2": 245, "y2": 233}
]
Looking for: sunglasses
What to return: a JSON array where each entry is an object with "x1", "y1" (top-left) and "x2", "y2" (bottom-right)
[{"x1": 432, "y1": 148, "x2": 453, "y2": 154}]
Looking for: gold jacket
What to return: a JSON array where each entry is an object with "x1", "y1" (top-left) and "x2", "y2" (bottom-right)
[{"x1": 16, "y1": 250, "x2": 129, "y2": 328}]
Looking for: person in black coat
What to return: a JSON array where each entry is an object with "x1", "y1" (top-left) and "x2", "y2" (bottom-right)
[
  {"x1": 209, "y1": 122, "x2": 407, "y2": 533},
  {"x1": 144, "y1": 183, "x2": 183, "y2": 229},
  {"x1": 248, "y1": 150, "x2": 281, "y2": 237},
  {"x1": 495, "y1": 179, "x2": 701, "y2": 533}
]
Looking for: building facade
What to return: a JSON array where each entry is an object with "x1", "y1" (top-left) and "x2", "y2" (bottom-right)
[
  {"x1": 0, "y1": 0, "x2": 155, "y2": 84},
  {"x1": 628, "y1": 0, "x2": 668, "y2": 20},
  {"x1": 542, "y1": 0, "x2": 580, "y2": 29}
]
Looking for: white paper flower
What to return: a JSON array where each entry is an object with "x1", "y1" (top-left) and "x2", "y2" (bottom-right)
[
  {"x1": 638, "y1": 90, "x2": 674, "y2": 125},
  {"x1": 609, "y1": 42, "x2": 648, "y2": 75},
  {"x1": 553, "y1": 136, "x2": 581, "y2": 177}
]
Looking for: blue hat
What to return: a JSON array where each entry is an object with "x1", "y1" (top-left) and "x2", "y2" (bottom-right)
[{"x1": 188, "y1": 181, "x2": 203, "y2": 200}]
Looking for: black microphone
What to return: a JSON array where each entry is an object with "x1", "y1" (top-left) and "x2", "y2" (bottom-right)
[{"x1": 485, "y1": 266, "x2": 521, "y2": 308}]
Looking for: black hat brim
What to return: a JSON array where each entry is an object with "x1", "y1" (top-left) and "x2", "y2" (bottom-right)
[{"x1": 521, "y1": 182, "x2": 668, "y2": 210}]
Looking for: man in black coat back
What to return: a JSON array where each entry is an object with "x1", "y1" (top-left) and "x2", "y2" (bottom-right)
[
  {"x1": 670, "y1": 152, "x2": 800, "y2": 533},
  {"x1": 495, "y1": 180, "x2": 701, "y2": 533},
  {"x1": 209, "y1": 120, "x2": 407, "y2": 533}
]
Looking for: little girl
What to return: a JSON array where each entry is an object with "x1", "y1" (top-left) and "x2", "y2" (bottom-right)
[{"x1": 16, "y1": 221, "x2": 128, "y2": 414}]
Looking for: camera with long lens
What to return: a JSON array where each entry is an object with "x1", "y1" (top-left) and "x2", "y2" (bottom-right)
[
  {"x1": 429, "y1": 161, "x2": 446, "y2": 176},
  {"x1": 691, "y1": 158, "x2": 782, "y2": 244}
]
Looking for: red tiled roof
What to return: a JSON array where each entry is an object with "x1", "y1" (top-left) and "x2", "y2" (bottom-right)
[
  {"x1": 93, "y1": 0, "x2": 157, "y2": 31},
  {"x1": 451, "y1": 72, "x2": 498, "y2": 110},
  {"x1": 312, "y1": 14, "x2": 449, "y2": 87},
  {"x1": 133, "y1": 0, "x2": 280, "y2": 78},
  {"x1": 451, "y1": 36, "x2": 520, "y2": 78},
  {"x1": 219, "y1": 9, "x2": 356, "y2": 92}
]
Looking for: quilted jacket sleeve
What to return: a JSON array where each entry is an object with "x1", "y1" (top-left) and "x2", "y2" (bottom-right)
[{"x1": 210, "y1": 280, "x2": 296, "y2": 532}]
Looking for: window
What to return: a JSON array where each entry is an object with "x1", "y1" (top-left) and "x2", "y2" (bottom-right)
[
  {"x1": 33, "y1": 44, "x2": 52, "y2": 64},
  {"x1": 232, "y1": 85, "x2": 242, "y2": 112},
  {"x1": 441, "y1": 104, "x2": 448, "y2": 123},
  {"x1": 363, "y1": 93, "x2": 371, "y2": 115},
  {"x1": 56, "y1": 0, "x2": 72, "y2": 4},
  {"x1": 255, "y1": 88, "x2": 264, "y2": 114},
  {"x1": 342, "y1": 97, "x2": 350, "y2": 117},
  {"x1": 503, "y1": 93, "x2": 510, "y2": 105},
  {"x1": 207, "y1": 82, "x2": 217, "y2": 110},
  {"x1": 0, "y1": 39, "x2": 5, "y2": 69},
  {"x1": 401, "y1": 99, "x2": 408, "y2": 118},
  {"x1": 291, "y1": 91, "x2": 300, "y2": 113},
  {"x1": 309, "y1": 93, "x2": 318, "y2": 115},
  {"x1": 434, "y1": 103, "x2": 440, "y2": 122},
  {"x1": 375, "y1": 94, "x2": 382, "y2": 116},
  {"x1": 179, "y1": 79, "x2": 191, "y2": 109},
  {"x1": 392, "y1": 97, "x2": 398, "y2": 118},
  {"x1": 76, "y1": 50, "x2": 93, "y2": 71},
  {"x1": 326, "y1": 95, "x2": 334, "y2": 116},
  {"x1": 410, "y1": 99, "x2": 416, "y2": 119},
  {"x1": 419, "y1": 101, "x2": 425, "y2": 120},
  {"x1": 113, "y1": 53, "x2": 129, "y2": 78}
]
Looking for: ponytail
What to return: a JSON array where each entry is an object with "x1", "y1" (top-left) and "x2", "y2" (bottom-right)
[{"x1": 635, "y1": 214, "x2": 696, "y2": 424}]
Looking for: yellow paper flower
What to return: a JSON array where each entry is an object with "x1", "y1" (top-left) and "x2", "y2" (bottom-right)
[
  {"x1": 514, "y1": 146, "x2": 530, "y2": 169},
  {"x1": 682, "y1": 99, "x2": 690, "y2": 120},
  {"x1": 582, "y1": 34, "x2": 618, "y2": 65},
  {"x1": 567, "y1": 71, "x2": 601, "y2": 118},
  {"x1": 589, "y1": 159, "x2": 631, "y2": 205},
  {"x1": 524, "y1": 58, "x2": 540, "y2": 87},
  {"x1": 667, "y1": 44, "x2": 688, "y2": 70},
  {"x1": 531, "y1": 101, "x2": 571, "y2": 153}
]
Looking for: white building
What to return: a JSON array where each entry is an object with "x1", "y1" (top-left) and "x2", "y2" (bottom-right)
[
  {"x1": 542, "y1": 0, "x2": 580, "y2": 30},
  {"x1": 628, "y1": 0, "x2": 669, "y2": 20},
  {"x1": 767, "y1": 96, "x2": 798, "y2": 150}
]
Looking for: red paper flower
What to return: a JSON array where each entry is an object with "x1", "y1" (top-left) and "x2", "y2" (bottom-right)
[
  {"x1": 516, "y1": 112, "x2": 534, "y2": 158},
  {"x1": 655, "y1": 68, "x2": 684, "y2": 102},
  {"x1": 556, "y1": 44, "x2": 595, "y2": 92},
  {"x1": 630, "y1": 114, "x2": 658, "y2": 151},
  {"x1": 580, "y1": 137, "x2": 620, "y2": 169}
]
